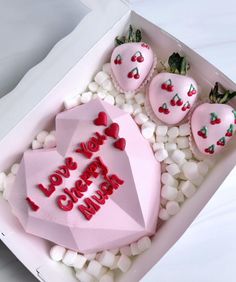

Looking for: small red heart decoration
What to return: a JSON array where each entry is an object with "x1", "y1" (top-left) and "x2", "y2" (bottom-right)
[
  {"x1": 104, "y1": 123, "x2": 119, "y2": 139},
  {"x1": 114, "y1": 138, "x2": 126, "y2": 151},
  {"x1": 93, "y1": 112, "x2": 108, "y2": 126}
]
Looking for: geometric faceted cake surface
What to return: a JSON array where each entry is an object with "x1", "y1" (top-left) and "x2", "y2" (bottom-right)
[{"x1": 8, "y1": 99, "x2": 161, "y2": 253}]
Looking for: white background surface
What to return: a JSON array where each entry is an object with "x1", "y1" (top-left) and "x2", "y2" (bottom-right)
[{"x1": 0, "y1": 0, "x2": 236, "y2": 281}]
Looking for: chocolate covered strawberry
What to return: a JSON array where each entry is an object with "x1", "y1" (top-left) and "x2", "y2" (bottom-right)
[
  {"x1": 111, "y1": 25, "x2": 155, "y2": 93},
  {"x1": 147, "y1": 53, "x2": 198, "y2": 125},
  {"x1": 191, "y1": 82, "x2": 236, "y2": 156}
]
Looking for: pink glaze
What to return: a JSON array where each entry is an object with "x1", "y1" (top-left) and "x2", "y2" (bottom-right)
[
  {"x1": 191, "y1": 103, "x2": 235, "y2": 155},
  {"x1": 111, "y1": 42, "x2": 154, "y2": 92},
  {"x1": 148, "y1": 73, "x2": 198, "y2": 125},
  {"x1": 8, "y1": 99, "x2": 161, "y2": 253}
]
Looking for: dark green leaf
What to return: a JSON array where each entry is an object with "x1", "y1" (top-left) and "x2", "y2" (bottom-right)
[{"x1": 135, "y1": 29, "x2": 142, "y2": 42}]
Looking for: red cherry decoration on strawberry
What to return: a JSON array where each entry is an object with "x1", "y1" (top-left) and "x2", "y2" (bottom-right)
[
  {"x1": 215, "y1": 118, "x2": 221, "y2": 124},
  {"x1": 164, "y1": 109, "x2": 170, "y2": 114},
  {"x1": 167, "y1": 85, "x2": 174, "y2": 92},
  {"x1": 114, "y1": 138, "x2": 126, "y2": 151},
  {"x1": 197, "y1": 131, "x2": 203, "y2": 137},
  {"x1": 93, "y1": 112, "x2": 108, "y2": 126},
  {"x1": 137, "y1": 56, "x2": 144, "y2": 63},
  {"x1": 131, "y1": 55, "x2": 137, "y2": 62},
  {"x1": 191, "y1": 89, "x2": 197, "y2": 95},
  {"x1": 225, "y1": 132, "x2": 232, "y2": 137},
  {"x1": 127, "y1": 72, "x2": 133, "y2": 78},
  {"x1": 161, "y1": 83, "x2": 168, "y2": 90},
  {"x1": 114, "y1": 59, "x2": 118, "y2": 65},
  {"x1": 134, "y1": 74, "x2": 140, "y2": 79},
  {"x1": 170, "y1": 99, "x2": 176, "y2": 106},
  {"x1": 105, "y1": 123, "x2": 119, "y2": 139},
  {"x1": 187, "y1": 91, "x2": 192, "y2": 97},
  {"x1": 176, "y1": 99, "x2": 183, "y2": 106},
  {"x1": 158, "y1": 107, "x2": 164, "y2": 113}
]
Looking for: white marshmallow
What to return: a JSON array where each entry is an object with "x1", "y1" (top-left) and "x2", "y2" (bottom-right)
[
  {"x1": 0, "y1": 172, "x2": 6, "y2": 192},
  {"x1": 110, "y1": 89, "x2": 119, "y2": 97},
  {"x1": 121, "y1": 104, "x2": 134, "y2": 115},
  {"x1": 102, "y1": 63, "x2": 112, "y2": 75},
  {"x1": 158, "y1": 208, "x2": 170, "y2": 220},
  {"x1": 32, "y1": 140, "x2": 43, "y2": 150},
  {"x1": 167, "y1": 127, "x2": 179, "y2": 139},
  {"x1": 132, "y1": 104, "x2": 142, "y2": 115},
  {"x1": 176, "y1": 190, "x2": 185, "y2": 203},
  {"x1": 176, "y1": 137, "x2": 189, "y2": 149},
  {"x1": 177, "y1": 172, "x2": 188, "y2": 180},
  {"x1": 160, "y1": 197, "x2": 167, "y2": 206},
  {"x1": 164, "y1": 157, "x2": 174, "y2": 164},
  {"x1": 64, "y1": 95, "x2": 80, "y2": 109},
  {"x1": 88, "y1": 81, "x2": 99, "y2": 92},
  {"x1": 76, "y1": 270, "x2": 94, "y2": 282},
  {"x1": 137, "y1": 236, "x2": 151, "y2": 253},
  {"x1": 43, "y1": 134, "x2": 56, "y2": 149},
  {"x1": 166, "y1": 201, "x2": 180, "y2": 216},
  {"x1": 117, "y1": 255, "x2": 132, "y2": 272},
  {"x1": 152, "y1": 142, "x2": 164, "y2": 151},
  {"x1": 119, "y1": 246, "x2": 132, "y2": 257},
  {"x1": 182, "y1": 161, "x2": 199, "y2": 181},
  {"x1": 198, "y1": 161, "x2": 209, "y2": 176},
  {"x1": 81, "y1": 91, "x2": 93, "y2": 103},
  {"x1": 110, "y1": 256, "x2": 119, "y2": 270},
  {"x1": 104, "y1": 95, "x2": 115, "y2": 105},
  {"x1": 156, "y1": 125, "x2": 168, "y2": 137},
  {"x1": 97, "y1": 266, "x2": 108, "y2": 280},
  {"x1": 182, "y1": 148, "x2": 192, "y2": 160},
  {"x1": 165, "y1": 142, "x2": 177, "y2": 151},
  {"x1": 92, "y1": 93, "x2": 98, "y2": 99},
  {"x1": 134, "y1": 113, "x2": 149, "y2": 125},
  {"x1": 102, "y1": 79, "x2": 114, "y2": 92},
  {"x1": 202, "y1": 158, "x2": 215, "y2": 168},
  {"x1": 161, "y1": 173, "x2": 178, "y2": 187},
  {"x1": 37, "y1": 130, "x2": 48, "y2": 143},
  {"x1": 11, "y1": 163, "x2": 19, "y2": 175},
  {"x1": 161, "y1": 185, "x2": 178, "y2": 200},
  {"x1": 84, "y1": 253, "x2": 97, "y2": 260},
  {"x1": 99, "y1": 271, "x2": 114, "y2": 282},
  {"x1": 130, "y1": 242, "x2": 140, "y2": 256},
  {"x1": 125, "y1": 91, "x2": 135, "y2": 100},
  {"x1": 73, "y1": 254, "x2": 87, "y2": 269},
  {"x1": 95, "y1": 71, "x2": 109, "y2": 85},
  {"x1": 156, "y1": 135, "x2": 168, "y2": 143},
  {"x1": 49, "y1": 245, "x2": 66, "y2": 262},
  {"x1": 97, "y1": 251, "x2": 115, "y2": 268},
  {"x1": 126, "y1": 99, "x2": 135, "y2": 105},
  {"x1": 179, "y1": 123, "x2": 191, "y2": 136},
  {"x1": 171, "y1": 149, "x2": 185, "y2": 164},
  {"x1": 148, "y1": 135, "x2": 156, "y2": 144},
  {"x1": 191, "y1": 174, "x2": 204, "y2": 187},
  {"x1": 134, "y1": 92, "x2": 145, "y2": 105},
  {"x1": 3, "y1": 173, "x2": 15, "y2": 200},
  {"x1": 166, "y1": 163, "x2": 180, "y2": 176},
  {"x1": 86, "y1": 260, "x2": 103, "y2": 278},
  {"x1": 141, "y1": 121, "x2": 155, "y2": 139},
  {"x1": 109, "y1": 248, "x2": 119, "y2": 255},
  {"x1": 155, "y1": 149, "x2": 168, "y2": 162},
  {"x1": 115, "y1": 94, "x2": 125, "y2": 106},
  {"x1": 62, "y1": 250, "x2": 77, "y2": 266},
  {"x1": 180, "y1": 180, "x2": 197, "y2": 198}
]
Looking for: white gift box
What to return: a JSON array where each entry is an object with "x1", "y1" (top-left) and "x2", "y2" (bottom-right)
[{"x1": 0, "y1": 0, "x2": 236, "y2": 281}]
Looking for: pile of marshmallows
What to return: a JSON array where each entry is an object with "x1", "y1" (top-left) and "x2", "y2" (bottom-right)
[
  {"x1": 0, "y1": 63, "x2": 214, "y2": 282},
  {"x1": 50, "y1": 236, "x2": 151, "y2": 282}
]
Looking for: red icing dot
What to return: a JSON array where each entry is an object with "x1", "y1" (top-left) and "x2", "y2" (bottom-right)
[{"x1": 26, "y1": 197, "x2": 39, "y2": 211}]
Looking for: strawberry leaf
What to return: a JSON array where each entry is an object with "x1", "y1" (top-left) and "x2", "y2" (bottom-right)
[
  {"x1": 209, "y1": 82, "x2": 236, "y2": 104},
  {"x1": 168, "y1": 52, "x2": 189, "y2": 75},
  {"x1": 115, "y1": 25, "x2": 142, "y2": 45}
]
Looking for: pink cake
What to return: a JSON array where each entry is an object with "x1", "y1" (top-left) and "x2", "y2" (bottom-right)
[{"x1": 8, "y1": 99, "x2": 161, "y2": 253}]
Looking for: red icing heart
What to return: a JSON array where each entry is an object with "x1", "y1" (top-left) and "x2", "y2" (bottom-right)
[
  {"x1": 104, "y1": 123, "x2": 119, "y2": 139},
  {"x1": 114, "y1": 138, "x2": 126, "y2": 151},
  {"x1": 94, "y1": 112, "x2": 108, "y2": 126}
]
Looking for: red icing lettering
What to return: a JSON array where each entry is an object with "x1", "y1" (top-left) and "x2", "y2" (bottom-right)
[
  {"x1": 78, "y1": 198, "x2": 100, "y2": 220},
  {"x1": 49, "y1": 173, "x2": 63, "y2": 186},
  {"x1": 76, "y1": 142, "x2": 93, "y2": 159},
  {"x1": 26, "y1": 197, "x2": 39, "y2": 211},
  {"x1": 94, "y1": 132, "x2": 107, "y2": 145},
  {"x1": 57, "y1": 195, "x2": 73, "y2": 211},
  {"x1": 64, "y1": 188, "x2": 82, "y2": 202},
  {"x1": 87, "y1": 138, "x2": 99, "y2": 152},
  {"x1": 80, "y1": 170, "x2": 93, "y2": 186},
  {"x1": 65, "y1": 157, "x2": 77, "y2": 170},
  {"x1": 55, "y1": 165, "x2": 70, "y2": 178},
  {"x1": 92, "y1": 190, "x2": 108, "y2": 205},
  {"x1": 75, "y1": 180, "x2": 88, "y2": 192},
  {"x1": 106, "y1": 174, "x2": 124, "y2": 189},
  {"x1": 37, "y1": 183, "x2": 55, "y2": 197},
  {"x1": 100, "y1": 181, "x2": 114, "y2": 196},
  {"x1": 95, "y1": 157, "x2": 108, "y2": 176}
]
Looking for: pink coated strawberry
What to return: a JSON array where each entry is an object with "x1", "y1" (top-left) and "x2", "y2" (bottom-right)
[
  {"x1": 147, "y1": 53, "x2": 198, "y2": 125},
  {"x1": 191, "y1": 82, "x2": 236, "y2": 156},
  {"x1": 111, "y1": 25, "x2": 154, "y2": 93}
]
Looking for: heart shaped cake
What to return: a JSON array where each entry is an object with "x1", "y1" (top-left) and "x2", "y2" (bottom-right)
[{"x1": 8, "y1": 99, "x2": 161, "y2": 253}]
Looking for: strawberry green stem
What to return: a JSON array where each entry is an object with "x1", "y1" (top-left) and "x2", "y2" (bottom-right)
[
  {"x1": 168, "y1": 52, "x2": 190, "y2": 75},
  {"x1": 115, "y1": 25, "x2": 142, "y2": 45},
  {"x1": 209, "y1": 82, "x2": 236, "y2": 104}
]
